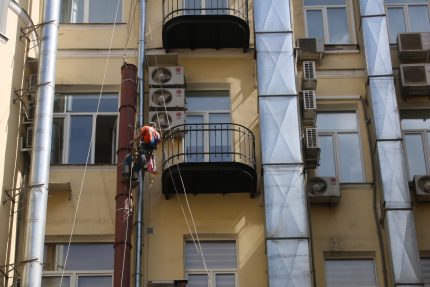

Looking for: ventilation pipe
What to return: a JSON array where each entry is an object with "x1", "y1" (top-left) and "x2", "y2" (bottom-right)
[
  {"x1": 359, "y1": 0, "x2": 423, "y2": 285},
  {"x1": 254, "y1": 1, "x2": 313, "y2": 286},
  {"x1": 134, "y1": 0, "x2": 147, "y2": 285},
  {"x1": 20, "y1": 0, "x2": 61, "y2": 286},
  {"x1": 114, "y1": 64, "x2": 137, "y2": 287}
]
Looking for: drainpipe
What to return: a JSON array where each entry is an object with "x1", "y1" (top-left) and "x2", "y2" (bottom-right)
[
  {"x1": 114, "y1": 64, "x2": 137, "y2": 287},
  {"x1": 20, "y1": 0, "x2": 61, "y2": 286},
  {"x1": 134, "y1": 0, "x2": 147, "y2": 286}
]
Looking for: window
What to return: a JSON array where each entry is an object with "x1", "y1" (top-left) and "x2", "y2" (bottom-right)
[
  {"x1": 401, "y1": 110, "x2": 430, "y2": 180},
  {"x1": 325, "y1": 259, "x2": 377, "y2": 287},
  {"x1": 185, "y1": 91, "x2": 231, "y2": 162},
  {"x1": 51, "y1": 93, "x2": 118, "y2": 164},
  {"x1": 385, "y1": 0, "x2": 430, "y2": 43},
  {"x1": 60, "y1": 0, "x2": 122, "y2": 23},
  {"x1": 316, "y1": 112, "x2": 364, "y2": 182},
  {"x1": 186, "y1": 241, "x2": 237, "y2": 287},
  {"x1": 0, "y1": 0, "x2": 8, "y2": 37},
  {"x1": 184, "y1": 0, "x2": 228, "y2": 15},
  {"x1": 422, "y1": 257, "x2": 430, "y2": 286},
  {"x1": 304, "y1": 0, "x2": 354, "y2": 44},
  {"x1": 42, "y1": 243, "x2": 113, "y2": 287}
]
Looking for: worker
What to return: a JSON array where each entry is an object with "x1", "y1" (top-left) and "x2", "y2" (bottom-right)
[{"x1": 130, "y1": 122, "x2": 161, "y2": 174}]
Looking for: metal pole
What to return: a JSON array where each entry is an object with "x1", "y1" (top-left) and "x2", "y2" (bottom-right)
[
  {"x1": 21, "y1": 0, "x2": 61, "y2": 285},
  {"x1": 134, "y1": 0, "x2": 147, "y2": 286},
  {"x1": 114, "y1": 64, "x2": 137, "y2": 287}
]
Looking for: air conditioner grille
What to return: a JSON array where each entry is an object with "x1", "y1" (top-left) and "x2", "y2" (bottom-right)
[
  {"x1": 303, "y1": 90, "x2": 317, "y2": 110},
  {"x1": 298, "y1": 38, "x2": 317, "y2": 52},
  {"x1": 306, "y1": 128, "x2": 318, "y2": 148},
  {"x1": 26, "y1": 127, "x2": 33, "y2": 148},
  {"x1": 151, "y1": 112, "x2": 172, "y2": 130},
  {"x1": 417, "y1": 176, "x2": 430, "y2": 194},
  {"x1": 399, "y1": 33, "x2": 422, "y2": 50},
  {"x1": 404, "y1": 66, "x2": 426, "y2": 83},
  {"x1": 151, "y1": 67, "x2": 172, "y2": 84},
  {"x1": 303, "y1": 61, "x2": 316, "y2": 79},
  {"x1": 151, "y1": 89, "x2": 173, "y2": 106}
]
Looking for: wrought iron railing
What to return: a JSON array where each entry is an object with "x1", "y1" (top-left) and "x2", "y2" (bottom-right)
[
  {"x1": 162, "y1": 123, "x2": 256, "y2": 170},
  {"x1": 162, "y1": 0, "x2": 249, "y2": 24}
]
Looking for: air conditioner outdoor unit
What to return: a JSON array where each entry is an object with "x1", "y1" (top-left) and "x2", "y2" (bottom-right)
[
  {"x1": 302, "y1": 61, "x2": 317, "y2": 90},
  {"x1": 148, "y1": 66, "x2": 185, "y2": 86},
  {"x1": 307, "y1": 176, "x2": 340, "y2": 203},
  {"x1": 304, "y1": 127, "x2": 320, "y2": 169},
  {"x1": 20, "y1": 126, "x2": 33, "y2": 151},
  {"x1": 398, "y1": 32, "x2": 430, "y2": 62},
  {"x1": 23, "y1": 101, "x2": 35, "y2": 124},
  {"x1": 27, "y1": 74, "x2": 38, "y2": 92},
  {"x1": 149, "y1": 88, "x2": 185, "y2": 109},
  {"x1": 400, "y1": 63, "x2": 430, "y2": 97},
  {"x1": 301, "y1": 90, "x2": 317, "y2": 126},
  {"x1": 414, "y1": 175, "x2": 430, "y2": 202},
  {"x1": 297, "y1": 38, "x2": 324, "y2": 61},
  {"x1": 149, "y1": 110, "x2": 185, "y2": 130}
]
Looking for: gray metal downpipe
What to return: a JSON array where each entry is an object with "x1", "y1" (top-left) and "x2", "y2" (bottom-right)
[
  {"x1": 134, "y1": 0, "x2": 146, "y2": 286},
  {"x1": 21, "y1": 0, "x2": 61, "y2": 286},
  {"x1": 359, "y1": 0, "x2": 423, "y2": 285},
  {"x1": 254, "y1": 1, "x2": 312, "y2": 286}
]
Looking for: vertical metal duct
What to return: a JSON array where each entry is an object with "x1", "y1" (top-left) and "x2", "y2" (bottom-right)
[
  {"x1": 134, "y1": 0, "x2": 147, "y2": 285},
  {"x1": 359, "y1": 0, "x2": 423, "y2": 285},
  {"x1": 254, "y1": 1, "x2": 312, "y2": 286},
  {"x1": 114, "y1": 64, "x2": 137, "y2": 287},
  {"x1": 21, "y1": 0, "x2": 61, "y2": 286}
]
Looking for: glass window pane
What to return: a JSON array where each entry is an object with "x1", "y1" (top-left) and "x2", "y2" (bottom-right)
[
  {"x1": 306, "y1": 10, "x2": 325, "y2": 41},
  {"x1": 78, "y1": 276, "x2": 112, "y2": 287},
  {"x1": 95, "y1": 115, "x2": 117, "y2": 164},
  {"x1": 54, "y1": 95, "x2": 66, "y2": 113},
  {"x1": 338, "y1": 134, "x2": 364, "y2": 182},
  {"x1": 325, "y1": 259, "x2": 377, "y2": 287},
  {"x1": 188, "y1": 274, "x2": 208, "y2": 287},
  {"x1": 387, "y1": 7, "x2": 406, "y2": 43},
  {"x1": 89, "y1": 0, "x2": 122, "y2": 23},
  {"x1": 42, "y1": 276, "x2": 70, "y2": 287},
  {"x1": 58, "y1": 244, "x2": 114, "y2": 270},
  {"x1": 216, "y1": 274, "x2": 235, "y2": 287},
  {"x1": 408, "y1": 6, "x2": 430, "y2": 32},
  {"x1": 317, "y1": 113, "x2": 357, "y2": 131},
  {"x1": 67, "y1": 94, "x2": 118, "y2": 113},
  {"x1": 60, "y1": 0, "x2": 84, "y2": 23},
  {"x1": 185, "y1": 0, "x2": 202, "y2": 15},
  {"x1": 209, "y1": 113, "x2": 231, "y2": 162},
  {"x1": 186, "y1": 115, "x2": 205, "y2": 162},
  {"x1": 404, "y1": 133, "x2": 427, "y2": 179},
  {"x1": 327, "y1": 8, "x2": 351, "y2": 44},
  {"x1": 305, "y1": 0, "x2": 345, "y2": 5},
  {"x1": 186, "y1": 241, "x2": 236, "y2": 270},
  {"x1": 68, "y1": 116, "x2": 93, "y2": 164},
  {"x1": 205, "y1": 0, "x2": 228, "y2": 15},
  {"x1": 385, "y1": 0, "x2": 427, "y2": 4},
  {"x1": 316, "y1": 135, "x2": 336, "y2": 177},
  {"x1": 401, "y1": 118, "x2": 430, "y2": 130},
  {"x1": 51, "y1": 118, "x2": 64, "y2": 164},
  {"x1": 186, "y1": 91, "x2": 230, "y2": 111}
]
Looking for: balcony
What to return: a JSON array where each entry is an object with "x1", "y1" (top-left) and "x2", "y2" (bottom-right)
[
  {"x1": 162, "y1": 0, "x2": 250, "y2": 51},
  {"x1": 161, "y1": 123, "x2": 257, "y2": 199}
]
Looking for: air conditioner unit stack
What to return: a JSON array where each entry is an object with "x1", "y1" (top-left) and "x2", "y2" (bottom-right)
[
  {"x1": 399, "y1": 63, "x2": 430, "y2": 97},
  {"x1": 302, "y1": 61, "x2": 317, "y2": 90},
  {"x1": 23, "y1": 100, "x2": 35, "y2": 124},
  {"x1": 398, "y1": 32, "x2": 430, "y2": 62},
  {"x1": 304, "y1": 127, "x2": 320, "y2": 169},
  {"x1": 414, "y1": 175, "x2": 430, "y2": 202},
  {"x1": 301, "y1": 90, "x2": 317, "y2": 126},
  {"x1": 20, "y1": 126, "x2": 33, "y2": 152},
  {"x1": 297, "y1": 38, "x2": 324, "y2": 61},
  {"x1": 307, "y1": 176, "x2": 340, "y2": 203},
  {"x1": 27, "y1": 74, "x2": 38, "y2": 93},
  {"x1": 148, "y1": 66, "x2": 186, "y2": 131}
]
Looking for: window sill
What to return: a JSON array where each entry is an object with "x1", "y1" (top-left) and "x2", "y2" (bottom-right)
[
  {"x1": 339, "y1": 182, "x2": 374, "y2": 190},
  {"x1": 324, "y1": 44, "x2": 360, "y2": 54},
  {"x1": 0, "y1": 33, "x2": 8, "y2": 44}
]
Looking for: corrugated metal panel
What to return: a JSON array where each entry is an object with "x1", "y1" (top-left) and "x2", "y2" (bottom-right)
[
  {"x1": 360, "y1": 0, "x2": 385, "y2": 17},
  {"x1": 185, "y1": 241, "x2": 236, "y2": 270},
  {"x1": 421, "y1": 258, "x2": 430, "y2": 285},
  {"x1": 325, "y1": 259, "x2": 377, "y2": 287},
  {"x1": 254, "y1": 0, "x2": 291, "y2": 32}
]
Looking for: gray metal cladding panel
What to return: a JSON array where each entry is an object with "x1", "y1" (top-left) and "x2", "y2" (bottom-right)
[
  {"x1": 368, "y1": 77, "x2": 401, "y2": 140},
  {"x1": 362, "y1": 16, "x2": 393, "y2": 76},
  {"x1": 360, "y1": 0, "x2": 385, "y2": 17},
  {"x1": 264, "y1": 165, "x2": 308, "y2": 238},
  {"x1": 386, "y1": 210, "x2": 423, "y2": 285},
  {"x1": 259, "y1": 97, "x2": 302, "y2": 164},
  {"x1": 254, "y1": 0, "x2": 292, "y2": 33},
  {"x1": 375, "y1": 141, "x2": 411, "y2": 208},
  {"x1": 267, "y1": 239, "x2": 312, "y2": 287},
  {"x1": 256, "y1": 33, "x2": 296, "y2": 96}
]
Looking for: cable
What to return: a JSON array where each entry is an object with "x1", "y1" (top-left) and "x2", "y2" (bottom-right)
[
  {"x1": 58, "y1": 0, "x2": 122, "y2": 285},
  {"x1": 123, "y1": 0, "x2": 139, "y2": 60}
]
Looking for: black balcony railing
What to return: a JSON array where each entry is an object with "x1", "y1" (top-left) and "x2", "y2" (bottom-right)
[{"x1": 161, "y1": 123, "x2": 257, "y2": 197}]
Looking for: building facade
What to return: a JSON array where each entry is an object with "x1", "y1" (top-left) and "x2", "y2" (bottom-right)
[{"x1": 1, "y1": 0, "x2": 430, "y2": 286}]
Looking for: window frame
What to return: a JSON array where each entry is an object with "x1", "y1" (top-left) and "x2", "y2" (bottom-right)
[
  {"x1": 0, "y1": 0, "x2": 8, "y2": 39},
  {"x1": 316, "y1": 111, "x2": 365, "y2": 183},
  {"x1": 183, "y1": 0, "x2": 228, "y2": 15},
  {"x1": 60, "y1": 0, "x2": 123, "y2": 24},
  {"x1": 303, "y1": 0, "x2": 357, "y2": 45},
  {"x1": 52, "y1": 93, "x2": 119, "y2": 165},
  {"x1": 324, "y1": 257, "x2": 378, "y2": 287},
  {"x1": 384, "y1": 0, "x2": 430, "y2": 43}
]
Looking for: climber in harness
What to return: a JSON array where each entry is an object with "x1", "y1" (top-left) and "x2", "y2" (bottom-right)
[{"x1": 130, "y1": 121, "x2": 161, "y2": 174}]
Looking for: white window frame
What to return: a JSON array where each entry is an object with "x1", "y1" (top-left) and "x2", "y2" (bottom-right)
[
  {"x1": 303, "y1": 0, "x2": 357, "y2": 45},
  {"x1": 384, "y1": 0, "x2": 430, "y2": 43},
  {"x1": 0, "y1": 0, "x2": 9, "y2": 39},
  {"x1": 52, "y1": 93, "x2": 119, "y2": 165},
  {"x1": 61, "y1": 0, "x2": 123, "y2": 23},
  {"x1": 183, "y1": 0, "x2": 228, "y2": 15},
  {"x1": 185, "y1": 240, "x2": 238, "y2": 287},
  {"x1": 324, "y1": 257, "x2": 378, "y2": 287},
  {"x1": 316, "y1": 111, "x2": 365, "y2": 183}
]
